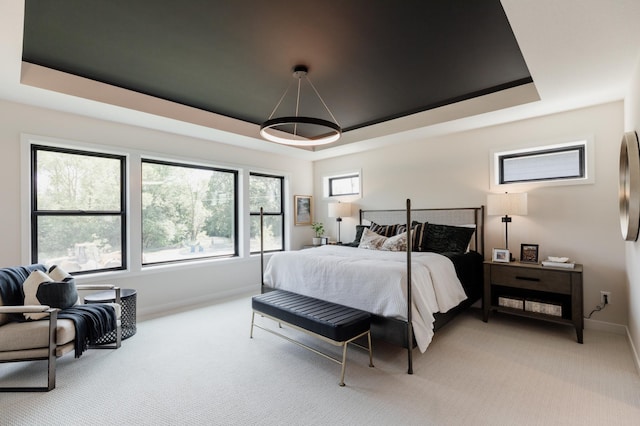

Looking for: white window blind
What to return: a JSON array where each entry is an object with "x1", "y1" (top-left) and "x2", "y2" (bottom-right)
[{"x1": 499, "y1": 144, "x2": 585, "y2": 184}]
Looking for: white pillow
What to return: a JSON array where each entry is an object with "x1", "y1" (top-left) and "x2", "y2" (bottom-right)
[
  {"x1": 49, "y1": 264, "x2": 80, "y2": 305},
  {"x1": 48, "y1": 264, "x2": 73, "y2": 282},
  {"x1": 358, "y1": 228, "x2": 387, "y2": 250},
  {"x1": 22, "y1": 270, "x2": 53, "y2": 320},
  {"x1": 381, "y1": 232, "x2": 407, "y2": 252}
]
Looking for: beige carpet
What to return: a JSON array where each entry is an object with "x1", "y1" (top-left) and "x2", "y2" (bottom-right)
[{"x1": 1, "y1": 294, "x2": 639, "y2": 425}]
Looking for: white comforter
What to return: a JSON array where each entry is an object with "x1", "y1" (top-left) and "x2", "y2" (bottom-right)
[{"x1": 263, "y1": 245, "x2": 467, "y2": 352}]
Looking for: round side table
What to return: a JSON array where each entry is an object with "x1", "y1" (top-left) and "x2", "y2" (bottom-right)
[{"x1": 85, "y1": 288, "x2": 137, "y2": 344}]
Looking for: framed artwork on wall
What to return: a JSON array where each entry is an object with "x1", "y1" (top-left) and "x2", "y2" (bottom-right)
[{"x1": 294, "y1": 195, "x2": 312, "y2": 226}]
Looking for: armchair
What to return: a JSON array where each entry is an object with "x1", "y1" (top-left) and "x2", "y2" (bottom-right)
[{"x1": 0, "y1": 264, "x2": 121, "y2": 392}]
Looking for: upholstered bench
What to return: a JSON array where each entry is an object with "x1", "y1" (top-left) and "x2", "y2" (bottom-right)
[{"x1": 250, "y1": 290, "x2": 373, "y2": 386}]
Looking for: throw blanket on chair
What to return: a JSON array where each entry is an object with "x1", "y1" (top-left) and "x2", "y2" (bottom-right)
[{"x1": 58, "y1": 304, "x2": 117, "y2": 358}]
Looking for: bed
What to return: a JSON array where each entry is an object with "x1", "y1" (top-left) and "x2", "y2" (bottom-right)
[{"x1": 260, "y1": 200, "x2": 484, "y2": 373}]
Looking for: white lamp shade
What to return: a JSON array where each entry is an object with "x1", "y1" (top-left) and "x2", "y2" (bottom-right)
[
  {"x1": 328, "y1": 202, "x2": 351, "y2": 218},
  {"x1": 487, "y1": 193, "x2": 528, "y2": 216}
]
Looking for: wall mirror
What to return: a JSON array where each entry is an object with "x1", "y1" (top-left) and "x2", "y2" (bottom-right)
[{"x1": 620, "y1": 131, "x2": 640, "y2": 241}]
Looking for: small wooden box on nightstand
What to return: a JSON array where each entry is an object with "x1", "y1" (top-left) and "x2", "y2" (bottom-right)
[{"x1": 483, "y1": 261, "x2": 584, "y2": 343}]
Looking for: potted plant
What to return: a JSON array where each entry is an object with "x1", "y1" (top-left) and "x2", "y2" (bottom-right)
[{"x1": 311, "y1": 222, "x2": 325, "y2": 245}]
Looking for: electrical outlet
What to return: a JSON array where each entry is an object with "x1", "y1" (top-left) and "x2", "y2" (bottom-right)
[{"x1": 600, "y1": 291, "x2": 611, "y2": 305}]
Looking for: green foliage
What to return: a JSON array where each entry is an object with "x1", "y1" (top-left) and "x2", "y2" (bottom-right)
[
  {"x1": 141, "y1": 162, "x2": 236, "y2": 251},
  {"x1": 36, "y1": 150, "x2": 284, "y2": 264},
  {"x1": 311, "y1": 222, "x2": 324, "y2": 237},
  {"x1": 35, "y1": 150, "x2": 123, "y2": 265}
]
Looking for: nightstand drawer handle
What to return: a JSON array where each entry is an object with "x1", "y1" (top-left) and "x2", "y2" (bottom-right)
[{"x1": 516, "y1": 276, "x2": 540, "y2": 282}]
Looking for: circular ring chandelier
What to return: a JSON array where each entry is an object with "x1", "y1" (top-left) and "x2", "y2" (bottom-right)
[{"x1": 260, "y1": 65, "x2": 341, "y2": 146}]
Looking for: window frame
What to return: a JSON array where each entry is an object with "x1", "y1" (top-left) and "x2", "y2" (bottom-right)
[
  {"x1": 249, "y1": 172, "x2": 285, "y2": 254},
  {"x1": 491, "y1": 139, "x2": 593, "y2": 190},
  {"x1": 140, "y1": 158, "x2": 239, "y2": 266},
  {"x1": 30, "y1": 144, "x2": 127, "y2": 275},
  {"x1": 323, "y1": 169, "x2": 362, "y2": 199}
]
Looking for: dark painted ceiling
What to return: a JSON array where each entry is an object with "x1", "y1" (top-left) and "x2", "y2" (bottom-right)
[{"x1": 22, "y1": 0, "x2": 531, "y2": 141}]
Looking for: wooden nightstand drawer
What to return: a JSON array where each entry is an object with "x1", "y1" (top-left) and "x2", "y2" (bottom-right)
[
  {"x1": 483, "y1": 261, "x2": 583, "y2": 343},
  {"x1": 491, "y1": 265, "x2": 571, "y2": 294}
]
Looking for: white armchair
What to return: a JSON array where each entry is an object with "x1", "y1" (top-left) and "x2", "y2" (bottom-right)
[{"x1": 0, "y1": 264, "x2": 121, "y2": 392}]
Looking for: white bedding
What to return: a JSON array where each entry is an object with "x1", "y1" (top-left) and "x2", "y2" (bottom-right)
[{"x1": 263, "y1": 245, "x2": 467, "y2": 352}]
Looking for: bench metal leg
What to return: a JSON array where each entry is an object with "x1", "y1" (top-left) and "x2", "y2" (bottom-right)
[
  {"x1": 339, "y1": 343, "x2": 348, "y2": 387},
  {"x1": 251, "y1": 310, "x2": 374, "y2": 386}
]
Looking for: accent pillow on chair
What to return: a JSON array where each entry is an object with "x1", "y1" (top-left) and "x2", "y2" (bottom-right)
[
  {"x1": 23, "y1": 270, "x2": 78, "y2": 320},
  {"x1": 48, "y1": 265, "x2": 75, "y2": 282}
]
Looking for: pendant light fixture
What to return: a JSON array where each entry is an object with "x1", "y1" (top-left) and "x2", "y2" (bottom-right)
[{"x1": 260, "y1": 65, "x2": 341, "y2": 146}]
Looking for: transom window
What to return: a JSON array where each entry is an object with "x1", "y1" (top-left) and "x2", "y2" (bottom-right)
[
  {"x1": 323, "y1": 171, "x2": 362, "y2": 198},
  {"x1": 31, "y1": 145, "x2": 126, "y2": 274},
  {"x1": 495, "y1": 141, "x2": 588, "y2": 186}
]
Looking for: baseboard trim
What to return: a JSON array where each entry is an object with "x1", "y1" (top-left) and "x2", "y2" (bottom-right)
[
  {"x1": 137, "y1": 284, "x2": 256, "y2": 321},
  {"x1": 625, "y1": 326, "x2": 640, "y2": 375},
  {"x1": 584, "y1": 318, "x2": 627, "y2": 335},
  {"x1": 584, "y1": 318, "x2": 640, "y2": 375}
]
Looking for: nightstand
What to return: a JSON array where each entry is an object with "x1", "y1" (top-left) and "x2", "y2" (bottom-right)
[{"x1": 483, "y1": 261, "x2": 584, "y2": 343}]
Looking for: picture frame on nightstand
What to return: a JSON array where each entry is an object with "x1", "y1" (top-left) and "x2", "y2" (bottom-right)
[
  {"x1": 492, "y1": 248, "x2": 510, "y2": 263},
  {"x1": 520, "y1": 243, "x2": 539, "y2": 263}
]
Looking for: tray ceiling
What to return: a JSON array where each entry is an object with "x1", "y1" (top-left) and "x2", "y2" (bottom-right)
[{"x1": 21, "y1": 0, "x2": 533, "y2": 149}]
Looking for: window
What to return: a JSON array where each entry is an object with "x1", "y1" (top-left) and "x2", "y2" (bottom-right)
[
  {"x1": 329, "y1": 174, "x2": 360, "y2": 196},
  {"x1": 323, "y1": 171, "x2": 362, "y2": 198},
  {"x1": 31, "y1": 145, "x2": 126, "y2": 274},
  {"x1": 249, "y1": 173, "x2": 284, "y2": 253},
  {"x1": 494, "y1": 141, "x2": 589, "y2": 186},
  {"x1": 141, "y1": 159, "x2": 237, "y2": 265}
]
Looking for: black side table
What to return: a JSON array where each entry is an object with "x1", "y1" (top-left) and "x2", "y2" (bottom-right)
[{"x1": 85, "y1": 288, "x2": 137, "y2": 344}]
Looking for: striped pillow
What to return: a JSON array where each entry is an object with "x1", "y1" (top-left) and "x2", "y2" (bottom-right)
[
  {"x1": 397, "y1": 221, "x2": 428, "y2": 252},
  {"x1": 369, "y1": 222, "x2": 399, "y2": 237}
]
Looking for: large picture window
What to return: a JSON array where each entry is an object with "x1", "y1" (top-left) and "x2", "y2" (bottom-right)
[
  {"x1": 31, "y1": 145, "x2": 126, "y2": 274},
  {"x1": 141, "y1": 159, "x2": 238, "y2": 265},
  {"x1": 249, "y1": 173, "x2": 284, "y2": 253}
]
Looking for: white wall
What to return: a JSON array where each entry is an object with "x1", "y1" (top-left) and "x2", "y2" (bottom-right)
[
  {"x1": 0, "y1": 99, "x2": 314, "y2": 319},
  {"x1": 314, "y1": 101, "x2": 627, "y2": 326},
  {"x1": 624, "y1": 52, "x2": 640, "y2": 366}
]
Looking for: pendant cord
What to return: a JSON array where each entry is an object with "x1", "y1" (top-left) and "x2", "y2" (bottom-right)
[
  {"x1": 266, "y1": 80, "x2": 294, "y2": 120},
  {"x1": 294, "y1": 77, "x2": 301, "y2": 136},
  {"x1": 305, "y1": 76, "x2": 341, "y2": 126}
]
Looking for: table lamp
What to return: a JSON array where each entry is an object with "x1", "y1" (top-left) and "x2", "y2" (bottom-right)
[
  {"x1": 487, "y1": 192, "x2": 528, "y2": 252},
  {"x1": 327, "y1": 202, "x2": 351, "y2": 244}
]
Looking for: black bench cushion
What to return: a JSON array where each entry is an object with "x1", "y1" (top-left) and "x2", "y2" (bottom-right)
[{"x1": 252, "y1": 290, "x2": 371, "y2": 342}]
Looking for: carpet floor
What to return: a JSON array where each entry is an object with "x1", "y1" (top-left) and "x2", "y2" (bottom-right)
[{"x1": 1, "y1": 294, "x2": 639, "y2": 425}]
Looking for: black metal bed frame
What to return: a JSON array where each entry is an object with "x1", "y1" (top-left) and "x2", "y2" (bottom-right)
[
  {"x1": 359, "y1": 200, "x2": 485, "y2": 374},
  {"x1": 260, "y1": 200, "x2": 485, "y2": 375}
]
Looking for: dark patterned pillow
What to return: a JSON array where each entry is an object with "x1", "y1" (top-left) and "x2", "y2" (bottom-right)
[
  {"x1": 369, "y1": 222, "x2": 399, "y2": 237},
  {"x1": 420, "y1": 223, "x2": 475, "y2": 254},
  {"x1": 411, "y1": 221, "x2": 429, "y2": 252},
  {"x1": 397, "y1": 221, "x2": 428, "y2": 251}
]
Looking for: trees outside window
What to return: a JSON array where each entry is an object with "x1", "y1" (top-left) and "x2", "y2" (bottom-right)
[
  {"x1": 31, "y1": 145, "x2": 126, "y2": 274},
  {"x1": 31, "y1": 144, "x2": 285, "y2": 272},
  {"x1": 141, "y1": 159, "x2": 237, "y2": 265},
  {"x1": 249, "y1": 173, "x2": 284, "y2": 253}
]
